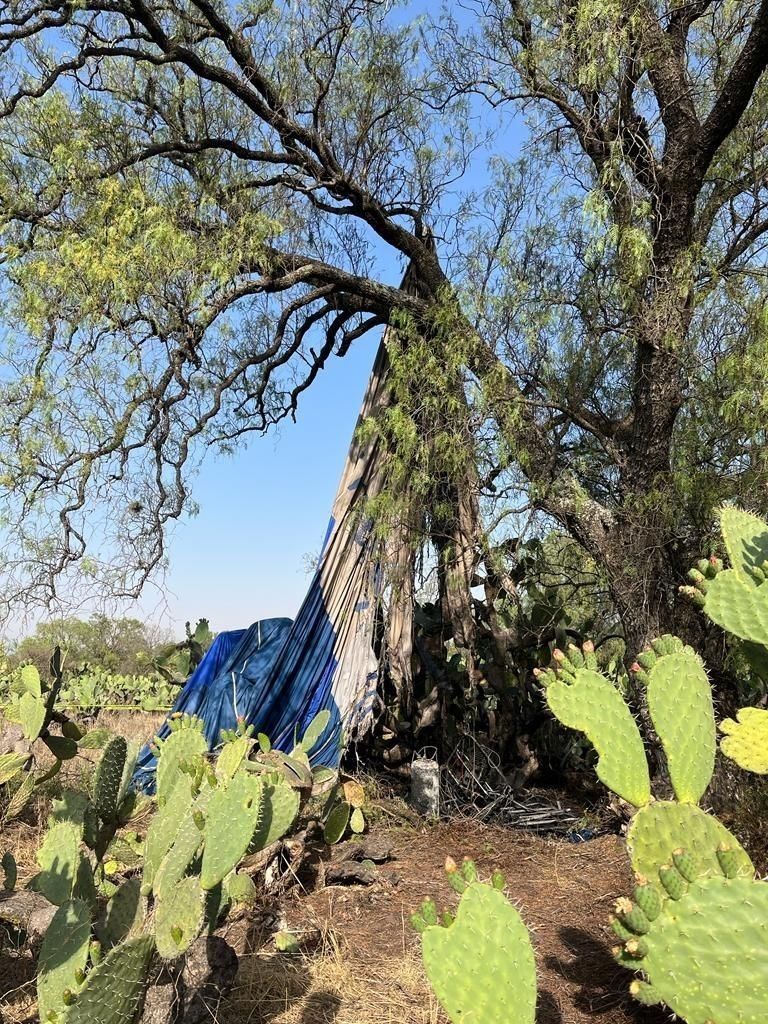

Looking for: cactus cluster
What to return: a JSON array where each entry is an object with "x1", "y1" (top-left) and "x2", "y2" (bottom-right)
[
  {"x1": 536, "y1": 637, "x2": 752, "y2": 888},
  {"x1": 613, "y1": 847, "x2": 768, "y2": 1023},
  {"x1": 412, "y1": 858, "x2": 536, "y2": 1024}
]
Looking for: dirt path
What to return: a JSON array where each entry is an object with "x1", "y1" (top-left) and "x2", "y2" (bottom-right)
[{"x1": 225, "y1": 820, "x2": 669, "y2": 1024}]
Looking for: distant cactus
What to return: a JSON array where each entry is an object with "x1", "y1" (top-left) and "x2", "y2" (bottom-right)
[
  {"x1": 413, "y1": 860, "x2": 536, "y2": 1024},
  {"x1": 614, "y1": 848, "x2": 768, "y2": 1022}
]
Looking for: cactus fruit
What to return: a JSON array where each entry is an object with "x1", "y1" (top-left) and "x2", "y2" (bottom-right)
[
  {"x1": 37, "y1": 899, "x2": 92, "y2": 1024},
  {"x1": 615, "y1": 852, "x2": 768, "y2": 1022},
  {"x1": 634, "y1": 637, "x2": 715, "y2": 803},
  {"x1": 419, "y1": 879, "x2": 536, "y2": 1024},
  {"x1": 92, "y1": 736, "x2": 128, "y2": 822},
  {"x1": 249, "y1": 775, "x2": 300, "y2": 852},
  {"x1": 31, "y1": 821, "x2": 81, "y2": 905},
  {"x1": 200, "y1": 769, "x2": 263, "y2": 889},
  {"x1": 538, "y1": 648, "x2": 651, "y2": 806},
  {"x1": 66, "y1": 934, "x2": 154, "y2": 1024},
  {"x1": 154, "y1": 875, "x2": 205, "y2": 959},
  {"x1": 720, "y1": 706, "x2": 768, "y2": 774},
  {"x1": 627, "y1": 801, "x2": 753, "y2": 888},
  {"x1": 99, "y1": 878, "x2": 145, "y2": 949},
  {"x1": 154, "y1": 716, "x2": 207, "y2": 806}
]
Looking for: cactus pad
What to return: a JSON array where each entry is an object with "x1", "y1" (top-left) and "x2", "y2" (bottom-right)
[
  {"x1": 0, "y1": 752, "x2": 30, "y2": 785},
  {"x1": 200, "y1": 769, "x2": 262, "y2": 889},
  {"x1": 324, "y1": 800, "x2": 351, "y2": 844},
  {"x1": 542, "y1": 661, "x2": 650, "y2": 807},
  {"x1": 421, "y1": 881, "x2": 536, "y2": 1024},
  {"x1": 702, "y1": 570, "x2": 768, "y2": 646},
  {"x1": 153, "y1": 796, "x2": 208, "y2": 901},
  {"x1": 142, "y1": 774, "x2": 195, "y2": 894},
  {"x1": 93, "y1": 735, "x2": 128, "y2": 822},
  {"x1": 17, "y1": 690, "x2": 46, "y2": 742},
  {"x1": 718, "y1": 504, "x2": 768, "y2": 578},
  {"x1": 250, "y1": 775, "x2": 300, "y2": 852},
  {"x1": 100, "y1": 878, "x2": 145, "y2": 949},
  {"x1": 295, "y1": 709, "x2": 331, "y2": 755},
  {"x1": 616, "y1": 856, "x2": 768, "y2": 1022},
  {"x1": 67, "y1": 934, "x2": 154, "y2": 1024},
  {"x1": 640, "y1": 639, "x2": 715, "y2": 802},
  {"x1": 31, "y1": 821, "x2": 81, "y2": 905},
  {"x1": 155, "y1": 875, "x2": 205, "y2": 959},
  {"x1": 627, "y1": 801, "x2": 753, "y2": 886},
  {"x1": 215, "y1": 735, "x2": 251, "y2": 782},
  {"x1": 155, "y1": 718, "x2": 207, "y2": 806},
  {"x1": 37, "y1": 898, "x2": 91, "y2": 1024},
  {"x1": 720, "y1": 706, "x2": 768, "y2": 774}
]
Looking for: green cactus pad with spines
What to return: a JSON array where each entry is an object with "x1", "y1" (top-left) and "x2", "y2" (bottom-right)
[
  {"x1": 642, "y1": 640, "x2": 715, "y2": 802},
  {"x1": 2, "y1": 851, "x2": 17, "y2": 890},
  {"x1": 0, "y1": 752, "x2": 29, "y2": 785},
  {"x1": 421, "y1": 881, "x2": 536, "y2": 1024},
  {"x1": 618, "y1": 862, "x2": 768, "y2": 1023},
  {"x1": 141, "y1": 773, "x2": 196, "y2": 895},
  {"x1": 37, "y1": 898, "x2": 91, "y2": 1024},
  {"x1": 215, "y1": 735, "x2": 251, "y2": 782},
  {"x1": 718, "y1": 505, "x2": 768, "y2": 578},
  {"x1": 155, "y1": 875, "x2": 205, "y2": 959},
  {"x1": 224, "y1": 870, "x2": 256, "y2": 905},
  {"x1": 702, "y1": 569, "x2": 768, "y2": 645},
  {"x1": 100, "y1": 878, "x2": 145, "y2": 949},
  {"x1": 324, "y1": 800, "x2": 352, "y2": 844},
  {"x1": 543, "y1": 666, "x2": 650, "y2": 806},
  {"x1": 66, "y1": 934, "x2": 154, "y2": 1024},
  {"x1": 295, "y1": 709, "x2": 331, "y2": 755},
  {"x1": 250, "y1": 775, "x2": 300, "y2": 852},
  {"x1": 93, "y1": 735, "x2": 128, "y2": 822},
  {"x1": 720, "y1": 706, "x2": 768, "y2": 774},
  {"x1": 19, "y1": 663, "x2": 42, "y2": 697},
  {"x1": 17, "y1": 690, "x2": 46, "y2": 742},
  {"x1": 153, "y1": 790, "x2": 210, "y2": 901},
  {"x1": 627, "y1": 802, "x2": 753, "y2": 887},
  {"x1": 155, "y1": 718, "x2": 207, "y2": 807},
  {"x1": 200, "y1": 769, "x2": 263, "y2": 889},
  {"x1": 31, "y1": 821, "x2": 81, "y2": 905}
]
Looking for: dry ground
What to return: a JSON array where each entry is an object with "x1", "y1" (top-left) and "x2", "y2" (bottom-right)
[{"x1": 219, "y1": 822, "x2": 668, "y2": 1024}]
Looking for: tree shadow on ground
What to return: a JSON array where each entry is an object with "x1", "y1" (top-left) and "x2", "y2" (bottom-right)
[
  {"x1": 300, "y1": 990, "x2": 342, "y2": 1024},
  {"x1": 537, "y1": 989, "x2": 565, "y2": 1023},
  {"x1": 546, "y1": 927, "x2": 667, "y2": 1022}
]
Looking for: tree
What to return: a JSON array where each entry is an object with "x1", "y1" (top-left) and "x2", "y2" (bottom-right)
[
  {"x1": 10, "y1": 614, "x2": 167, "y2": 676},
  {"x1": 0, "y1": 0, "x2": 767, "y2": 663}
]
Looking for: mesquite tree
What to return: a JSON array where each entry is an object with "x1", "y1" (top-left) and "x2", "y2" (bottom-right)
[{"x1": 0, "y1": 0, "x2": 767, "y2": 665}]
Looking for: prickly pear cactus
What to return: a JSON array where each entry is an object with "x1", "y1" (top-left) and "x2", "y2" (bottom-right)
[
  {"x1": 141, "y1": 774, "x2": 196, "y2": 895},
  {"x1": 31, "y1": 821, "x2": 82, "y2": 905},
  {"x1": 536, "y1": 643, "x2": 651, "y2": 806},
  {"x1": 631, "y1": 635, "x2": 715, "y2": 803},
  {"x1": 200, "y1": 769, "x2": 262, "y2": 889},
  {"x1": 627, "y1": 800, "x2": 753, "y2": 888},
  {"x1": 37, "y1": 898, "x2": 91, "y2": 1024},
  {"x1": 683, "y1": 505, "x2": 768, "y2": 645},
  {"x1": 92, "y1": 735, "x2": 128, "y2": 821},
  {"x1": 154, "y1": 715, "x2": 207, "y2": 806},
  {"x1": 154, "y1": 875, "x2": 205, "y2": 959},
  {"x1": 99, "y1": 878, "x2": 145, "y2": 950},
  {"x1": 66, "y1": 934, "x2": 154, "y2": 1024},
  {"x1": 413, "y1": 861, "x2": 536, "y2": 1024},
  {"x1": 249, "y1": 774, "x2": 300, "y2": 852},
  {"x1": 613, "y1": 849, "x2": 768, "y2": 1022},
  {"x1": 720, "y1": 706, "x2": 768, "y2": 774}
]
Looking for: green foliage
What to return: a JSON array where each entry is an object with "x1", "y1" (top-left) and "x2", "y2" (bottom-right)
[
  {"x1": 614, "y1": 852, "x2": 768, "y2": 1023},
  {"x1": 37, "y1": 899, "x2": 91, "y2": 1024},
  {"x1": 414, "y1": 863, "x2": 536, "y2": 1024}
]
